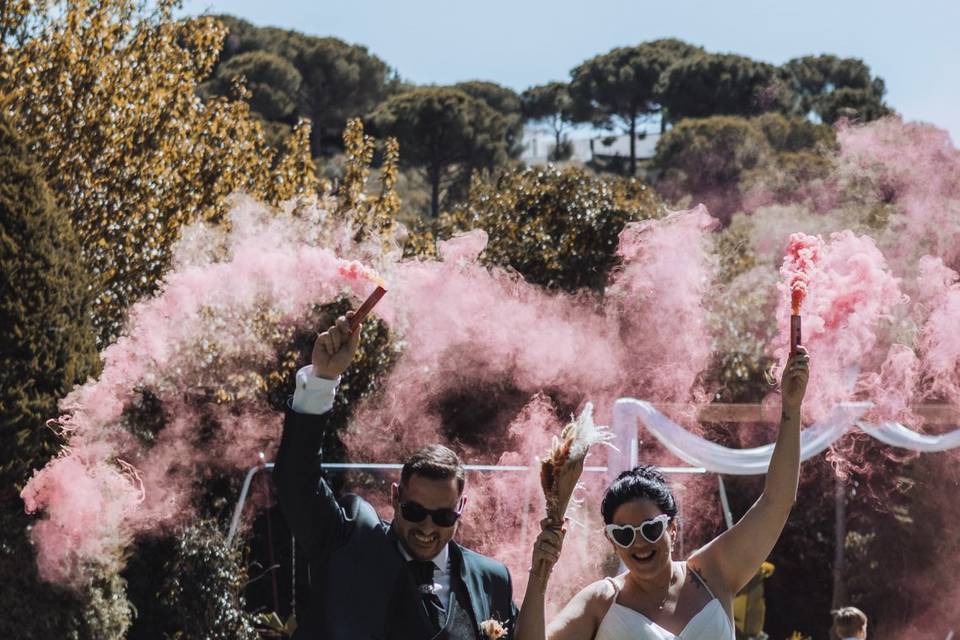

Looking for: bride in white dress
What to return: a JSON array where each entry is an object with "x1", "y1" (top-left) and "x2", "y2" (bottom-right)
[{"x1": 515, "y1": 347, "x2": 810, "y2": 640}]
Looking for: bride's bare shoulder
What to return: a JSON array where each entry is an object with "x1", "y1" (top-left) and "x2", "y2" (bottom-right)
[
  {"x1": 548, "y1": 577, "x2": 618, "y2": 637},
  {"x1": 580, "y1": 576, "x2": 619, "y2": 614}
]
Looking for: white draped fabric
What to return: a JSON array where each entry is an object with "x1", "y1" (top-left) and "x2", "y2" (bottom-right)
[
  {"x1": 863, "y1": 421, "x2": 960, "y2": 452},
  {"x1": 612, "y1": 398, "x2": 960, "y2": 476}
]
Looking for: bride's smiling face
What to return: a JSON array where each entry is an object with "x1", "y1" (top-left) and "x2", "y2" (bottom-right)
[{"x1": 606, "y1": 498, "x2": 676, "y2": 580}]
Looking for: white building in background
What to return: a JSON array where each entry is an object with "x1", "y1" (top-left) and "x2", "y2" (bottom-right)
[{"x1": 520, "y1": 126, "x2": 662, "y2": 166}]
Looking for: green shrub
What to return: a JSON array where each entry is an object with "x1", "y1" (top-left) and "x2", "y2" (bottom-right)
[
  {"x1": 0, "y1": 112, "x2": 100, "y2": 490},
  {"x1": 439, "y1": 165, "x2": 663, "y2": 292}
]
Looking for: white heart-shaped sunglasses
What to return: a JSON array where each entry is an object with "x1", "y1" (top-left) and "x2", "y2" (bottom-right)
[{"x1": 604, "y1": 514, "x2": 670, "y2": 548}]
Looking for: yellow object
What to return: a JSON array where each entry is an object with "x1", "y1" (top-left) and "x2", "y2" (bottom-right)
[{"x1": 734, "y1": 562, "x2": 775, "y2": 639}]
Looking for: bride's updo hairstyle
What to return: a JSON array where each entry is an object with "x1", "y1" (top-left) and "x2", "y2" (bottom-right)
[{"x1": 601, "y1": 465, "x2": 678, "y2": 524}]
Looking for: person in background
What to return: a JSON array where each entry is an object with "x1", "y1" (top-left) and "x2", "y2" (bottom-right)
[{"x1": 830, "y1": 606, "x2": 868, "y2": 640}]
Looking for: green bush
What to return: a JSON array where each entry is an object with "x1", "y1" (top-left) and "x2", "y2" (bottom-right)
[
  {"x1": 0, "y1": 509, "x2": 99, "y2": 639},
  {"x1": 654, "y1": 113, "x2": 835, "y2": 221},
  {"x1": 655, "y1": 115, "x2": 772, "y2": 200},
  {"x1": 157, "y1": 520, "x2": 260, "y2": 640},
  {"x1": 439, "y1": 165, "x2": 664, "y2": 292},
  {"x1": 0, "y1": 112, "x2": 100, "y2": 490}
]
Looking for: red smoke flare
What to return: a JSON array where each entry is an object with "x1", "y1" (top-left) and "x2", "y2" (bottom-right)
[{"x1": 350, "y1": 286, "x2": 387, "y2": 332}]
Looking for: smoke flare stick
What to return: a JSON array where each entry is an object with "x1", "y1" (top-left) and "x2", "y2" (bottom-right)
[
  {"x1": 790, "y1": 314, "x2": 802, "y2": 355},
  {"x1": 349, "y1": 285, "x2": 387, "y2": 332}
]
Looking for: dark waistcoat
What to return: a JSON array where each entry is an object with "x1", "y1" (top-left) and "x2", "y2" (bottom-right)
[{"x1": 433, "y1": 562, "x2": 479, "y2": 640}]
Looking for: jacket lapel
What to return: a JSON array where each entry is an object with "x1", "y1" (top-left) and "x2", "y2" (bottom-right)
[{"x1": 452, "y1": 542, "x2": 486, "y2": 633}]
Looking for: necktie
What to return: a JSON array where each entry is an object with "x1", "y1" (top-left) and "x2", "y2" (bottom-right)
[{"x1": 409, "y1": 559, "x2": 445, "y2": 632}]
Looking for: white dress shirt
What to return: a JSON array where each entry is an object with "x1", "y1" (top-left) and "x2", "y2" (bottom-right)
[
  {"x1": 290, "y1": 364, "x2": 454, "y2": 609},
  {"x1": 291, "y1": 365, "x2": 339, "y2": 414},
  {"x1": 396, "y1": 537, "x2": 453, "y2": 610}
]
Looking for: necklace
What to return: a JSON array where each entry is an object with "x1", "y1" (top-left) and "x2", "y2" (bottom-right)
[{"x1": 656, "y1": 563, "x2": 678, "y2": 611}]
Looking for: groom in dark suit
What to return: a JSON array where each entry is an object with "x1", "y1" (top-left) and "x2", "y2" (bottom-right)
[{"x1": 273, "y1": 311, "x2": 518, "y2": 640}]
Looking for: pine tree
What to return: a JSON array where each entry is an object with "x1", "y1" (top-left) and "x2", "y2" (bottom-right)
[
  {"x1": 0, "y1": 113, "x2": 100, "y2": 492},
  {"x1": 0, "y1": 113, "x2": 119, "y2": 640}
]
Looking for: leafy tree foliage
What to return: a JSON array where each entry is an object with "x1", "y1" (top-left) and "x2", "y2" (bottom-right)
[
  {"x1": 297, "y1": 38, "x2": 397, "y2": 152},
  {"x1": 0, "y1": 0, "x2": 320, "y2": 343},
  {"x1": 655, "y1": 115, "x2": 771, "y2": 210},
  {"x1": 656, "y1": 52, "x2": 794, "y2": 121},
  {"x1": 454, "y1": 80, "x2": 524, "y2": 156},
  {"x1": 202, "y1": 50, "x2": 303, "y2": 122},
  {"x1": 522, "y1": 82, "x2": 576, "y2": 160},
  {"x1": 368, "y1": 87, "x2": 511, "y2": 217},
  {"x1": 654, "y1": 113, "x2": 834, "y2": 222},
  {"x1": 570, "y1": 39, "x2": 702, "y2": 175},
  {"x1": 751, "y1": 111, "x2": 836, "y2": 153},
  {"x1": 158, "y1": 521, "x2": 260, "y2": 640},
  {"x1": 0, "y1": 113, "x2": 100, "y2": 491},
  {"x1": 213, "y1": 14, "x2": 307, "y2": 61},
  {"x1": 0, "y1": 109, "x2": 117, "y2": 640},
  {"x1": 208, "y1": 15, "x2": 398, "y2": 154},
  {"x1": 440, "y1": 166, "x2": 663, "y2": 292},
  {"x1": 784, "y1": 55, "x2": 890, "y2": 124},
  {"x1": 1, "y1": 506, "x2": 133, "y2": 639}
]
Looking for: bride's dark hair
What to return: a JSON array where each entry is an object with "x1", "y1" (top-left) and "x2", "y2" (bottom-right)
[{"x1": 601, "y1": 465, "x2": 678, "y2": 524}]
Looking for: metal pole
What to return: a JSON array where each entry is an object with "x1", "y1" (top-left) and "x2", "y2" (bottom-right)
[
  {"x1": 227, "y1": 463, "x2": 266, "y2": 547},
  {"x1": 609, "y1": 401, "x2": 640, "y2": 486},
  {"x1": 717, "y1": 475, "x2": 734, "y2": 530},
  {"x1": 832, "y1": 475, "x2": 848, "y2": 608},
  {"x1": 518, "y1": 456, "x2": 537, "y2": 552}
]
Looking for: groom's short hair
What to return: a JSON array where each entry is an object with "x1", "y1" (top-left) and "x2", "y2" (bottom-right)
[{"x1": 401, "y1": 444, "x2": 465, "y2": 493}]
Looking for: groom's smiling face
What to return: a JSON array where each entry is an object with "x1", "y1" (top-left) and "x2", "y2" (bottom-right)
[{"x1": 392, "y1": 473, "x2": 464, "y2": 561}]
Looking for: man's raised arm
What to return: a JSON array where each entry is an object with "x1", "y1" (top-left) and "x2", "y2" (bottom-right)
[{"x1": 272, "y1": 312, "x2": 361, "y2": 557}]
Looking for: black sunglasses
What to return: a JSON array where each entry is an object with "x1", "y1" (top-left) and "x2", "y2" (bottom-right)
[
  {"x1": 604, "y1": 514, "x2": 670, "y2": 548},
  {"x1": 399, "y1": 500, "x2": 463, "y2": 527}
]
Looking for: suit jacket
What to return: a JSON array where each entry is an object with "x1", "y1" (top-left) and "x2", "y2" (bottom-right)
[{"x1": 273, "y1": 406, "x2": 518, "y2": 640}]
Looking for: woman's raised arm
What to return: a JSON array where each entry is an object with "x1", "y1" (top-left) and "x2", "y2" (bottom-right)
[{"x1": 691, "y1": 347, "x2": 810, "y2": 596}]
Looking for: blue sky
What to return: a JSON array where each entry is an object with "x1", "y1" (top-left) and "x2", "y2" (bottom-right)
[{"x1": 181, "y1": 0, "x2": 960, "y2": 144}]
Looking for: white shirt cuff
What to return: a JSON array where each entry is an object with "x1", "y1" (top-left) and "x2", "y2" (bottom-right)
[{"x1": 291, "y1": 365, "x2": 339, "y2": 415}]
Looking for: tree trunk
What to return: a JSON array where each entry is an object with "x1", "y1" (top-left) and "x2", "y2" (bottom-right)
[
  {"x1": 430, "y1": 165, "x2": 440, "y2": 218},
  {"x1": 629, "y1": 114, "x2": 637, "y2": 176}
]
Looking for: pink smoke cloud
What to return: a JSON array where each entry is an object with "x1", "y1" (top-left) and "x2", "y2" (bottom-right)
[
  {"x1": 18, "y1": 117, "x2": 960, "y2": 640},
  {"x1": 23, "y1": 199, "x2": 724, "y2": 596},
  {"x1": 837, "y1": 117, "x2": 960, "y2": 270},
  {"x1": 773, "y1": 230, "x2": 905, "y2": 421}
]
